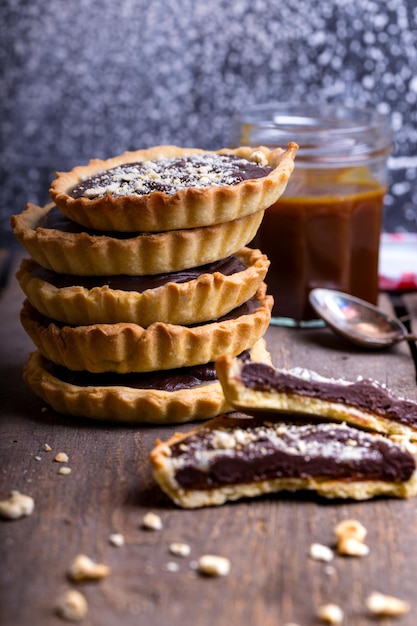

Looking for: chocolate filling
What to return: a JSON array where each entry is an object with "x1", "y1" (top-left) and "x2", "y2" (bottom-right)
[
  {"x1": 40, "y1": 205, "x2": 153, "y2": 238},
  {"x1": 27, "y1": 254, "x2": 246, "y2": 291},
  {"x1": 171, "y1": 416, "x2": 415, "y2": 489},
  {"x1": 42, "y1": 351, "x2": 251, "y2": 391},
  {"x1": 69, "y1": 154, "x2": 272, "y2": 199},
  {"x1": 240, "y1": 363, "x2": 417, "y2": 427}
]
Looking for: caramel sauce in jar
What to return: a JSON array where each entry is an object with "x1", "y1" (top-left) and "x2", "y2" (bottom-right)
[
  {"x1": 255, "y1": 173, "x2": 385, "y2": 320},
  {"x1": 232, "y1": 103, "x2": 393, "y2": 323}
]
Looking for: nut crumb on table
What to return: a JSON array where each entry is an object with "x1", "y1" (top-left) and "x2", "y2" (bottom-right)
[
  {"x1": 334, "y1": 519, "x2": 369, "y2": 556},
  {"x1": 0, "y1": 490, "x2": 34, "y2": 520},
  {"x1": 56, "y1": 589, "x2": 88, "y2": 622},
  {"x1": 197, "y1": 554, "x2": 230, "y2": 577},
  {"x1": 55, "y1": 452, "x2": 69, "y2": 463},
  {"x1": 68, "y1": 554, "x2": 110, "y2": 582},
  {"x1": 142, "y1": 511, "x2": 163, "y2": 530},
  {"x1": 309, "y1": 543, "x2": 334, "y2": 562},
  {"x1": 317, "y1": 603, "x2": 344, "y2": 624},
  {"x1": 366, "y1": 591, "x2": 410, "y2": 617}
]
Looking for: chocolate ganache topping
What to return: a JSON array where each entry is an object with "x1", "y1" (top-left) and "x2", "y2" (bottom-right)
[
  {"x1": 240, "y1": 363, "x2": 417, "y2": 427},
  {"x1": 69, "y1": 154, "x2": 273, "y2": 199},
  {"x1": 28, "y1": 254, "x2": 246, "y2": 291},
  {"x1": 170, "y1": 417, "x2": 416, "y2": 490}
]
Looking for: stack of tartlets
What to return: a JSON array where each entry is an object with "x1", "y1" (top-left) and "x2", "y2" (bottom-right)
[{"x1": 11, "y1": 143, "x2": 297, "y2": 424}]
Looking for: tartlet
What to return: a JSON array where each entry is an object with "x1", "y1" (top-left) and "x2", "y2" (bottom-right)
[
  {"x1": 215, "y1": 355, "x2": 417, "y2": 439},
  {"x1": 20, "y1": 285, "x2": 273, "y2": 373},
  {"x1": 23, "y1": 341, "x2": 272, "y2": 424},
  {"x1": 151, "y1": 412, "x2": 417, "y2": 508},
  {"x1": 16, "y1": 247, "x2": 269, "y2": 326},
  {"x1": 49, "y1": 144, "x2": 297, "y2": 232},
  {"x1": 11, "y1": 203, "x2": 264, "y2": 276}
]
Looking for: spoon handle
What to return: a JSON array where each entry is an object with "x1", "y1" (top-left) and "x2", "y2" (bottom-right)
[{"x1": 398, "y1": 334, "x2": 417, "y2": 342}]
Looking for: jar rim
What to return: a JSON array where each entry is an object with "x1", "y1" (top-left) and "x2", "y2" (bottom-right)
[{"x1": 233, "y1": 102, "x2": 393, "y2": 161}]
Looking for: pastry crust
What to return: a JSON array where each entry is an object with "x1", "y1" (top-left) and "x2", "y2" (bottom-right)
[
  {"x1": 20, "y1": 285, "x2": 273, "y2": 373},
  {"x1": 151, "y1": 414, "x2": 417, "y2": 508},
  {"x1": 49, "y1": 144, "x2": 297, "y2": 232},
  {"x1": 11, "y1": 203, "x2": 264, "y2": 276},
  {"x1": 16, "y1": 248, "x2": 269, "y2": 326},
  {"x1": 216, "y1": 355, "x2": 417, "y2": 439},
  {"x1": 22, "y1": 341, "x2": 272, "y2": 424}
]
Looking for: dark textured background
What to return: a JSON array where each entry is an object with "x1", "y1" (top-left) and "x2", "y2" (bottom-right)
[{"x1": 2, "y1": 0, "x2": 417, "y2": 246}]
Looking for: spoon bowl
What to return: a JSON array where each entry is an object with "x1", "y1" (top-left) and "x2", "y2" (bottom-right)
[{"x1": 308, "y1": 288, "x2": 416, "y2": 349}]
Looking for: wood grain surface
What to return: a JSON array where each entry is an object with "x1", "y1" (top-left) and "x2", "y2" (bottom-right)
[{"x1": 1, "y1": 256, "x2": 417, "y2": 626}]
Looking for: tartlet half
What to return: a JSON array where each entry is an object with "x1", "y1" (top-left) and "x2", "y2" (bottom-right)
[
  {"x1": 216, "y1": 355, "x2": 417, "y2": 440},
  {"x1": 20, "y1": 285, "x2": 273, "y2": 373},
  {"x1": 11, "y1": 203, "x2": 264, "y2": 276},
  {"x1": 49, "y1": 144, "x2": 297, "y2": 232},
  {"x1": 23, "y1": 340, "x2": 272, "y2": 424},
  {"x1": 16, "y1": 248, "x2": 269, "y2": 326},
  {"x1": 151, "y1": 413, "x2": 417, "y2": 508}
]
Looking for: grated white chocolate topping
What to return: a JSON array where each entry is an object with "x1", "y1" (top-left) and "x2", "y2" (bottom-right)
[
  {"x1": 167, "y1": 421, "x2": 409, "y2": 475},
  {"x1": 72, "y1": 154, "x2": 271, "y2": 199}
]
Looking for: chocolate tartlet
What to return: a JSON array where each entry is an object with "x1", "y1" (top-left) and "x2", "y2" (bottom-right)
[
  {"x1": 49, "y1": 144, "x2": 297, "y2": 232},
  {"x1": 151, "y1": 412, "x2": 417, "y2": 507},
  {"x1": 11, "y1": 203, "x2": 264, "y2": 276},
  {"x1": 16, "y1": 247, "x2": 269, "y2": 326},
  {"x1": 216, "y1": 355, "x2": 417, "y2": 439},
  {"x1": 23, "y1": 341, "x2": 272, "y2": 424}
]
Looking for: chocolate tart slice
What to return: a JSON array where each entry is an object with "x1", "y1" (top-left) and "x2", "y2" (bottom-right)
[
  {"x1": 151, "y1": 413, "x2": 417, "y2": 508},
  {"x1": 20, "y1": 285, "x2": 272, "y2": 374},
  {"x1": 16, "y1": 247, "x2": 269, "y2": 326},
  {"x1": 23, "y1": 340, "x2": 272, "y2": 424},
  {"x1": 216, "y1": 356, "x2": 417, "y2": 439},
  {"x1": 48, "y1": 144, "x2": 297, "y2": 232},
  {"x1": 11, "y1": 203, "x2": 264, "y2": 276}
]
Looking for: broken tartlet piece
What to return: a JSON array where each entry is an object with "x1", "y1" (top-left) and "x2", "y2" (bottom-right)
[
  {"x1": 49, "y1": 144, "x2": 297, "y2": 232},
  {"x1": 150, "y1": 413, "x2": 417, "y2": 508},
  {"x1": 23, "y1": 340, "x2": 272, "y2": 424},
  {"x1": 215, "y1": 355, "x2": 417, "y2": 440}
]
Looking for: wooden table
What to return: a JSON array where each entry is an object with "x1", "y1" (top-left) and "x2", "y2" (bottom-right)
[{"x1": 1, "y1": 253, "x2": 417, "y2": 626}]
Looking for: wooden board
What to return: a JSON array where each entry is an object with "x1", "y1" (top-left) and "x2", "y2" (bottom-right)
[{"x1": 1, "y1": 256, "x2": 417, "y2": 626}]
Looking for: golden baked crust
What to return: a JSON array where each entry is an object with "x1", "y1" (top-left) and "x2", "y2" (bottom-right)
[
  {"x1": 16, "y1": 248, "x2": 269, "y2": 326},
  {"x1": 216, "y1": 355, "x2": 417, "y2": 439},
  {"x1": 11, "y1": 203, "x2": 264, "y2": 276},
  {"x1": 49, "y1": 144, "x2": 297, "y2": 232},
  {"x1": 151, "y1": 413, "x2": 417, "y2": 508},
  {"x1": 23, "y1": 340, "x2": 272, "y2": 424},
  {"x1": 20, "y1": 285, "x2": 273, "y2": 373}
]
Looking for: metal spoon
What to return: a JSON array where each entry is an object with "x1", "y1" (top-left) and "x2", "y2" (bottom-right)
[{"x1": 309, "y1": 288, "x2": 417, "y2": 349}]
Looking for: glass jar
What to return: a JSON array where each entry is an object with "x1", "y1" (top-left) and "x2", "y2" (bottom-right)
[{"x1": 230, "y1": 103, "x2": 393, "y2": 323}]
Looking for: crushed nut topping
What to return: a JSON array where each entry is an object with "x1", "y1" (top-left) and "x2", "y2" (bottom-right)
[
  {"x1": 68, "y1": 554, "x2": 110, "y2": 582},
  {"x1": 0, "y1": 490, "x2": 34, "y2": 520},
  {"x1": 70, "y1": 154, "x2": 272, "y2": 199},
  {"x1": 56, "y1": 589, "x2": 88, "y2": 622}
]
